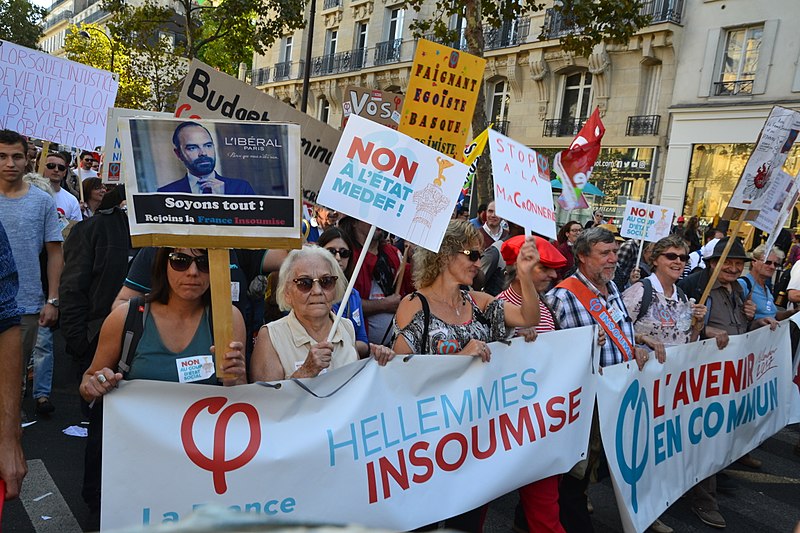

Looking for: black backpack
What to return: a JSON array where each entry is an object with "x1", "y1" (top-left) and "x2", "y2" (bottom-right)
[{"x1": 772, "y1": 268, "x2": 793, "y2": 307}]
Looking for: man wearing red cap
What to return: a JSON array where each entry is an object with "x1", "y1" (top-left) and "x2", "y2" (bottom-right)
[{"x1": 496, "y1": 235, "x2": 568, "y2": 532}]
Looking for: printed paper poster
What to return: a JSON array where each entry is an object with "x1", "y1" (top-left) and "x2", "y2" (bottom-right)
[{"x1": 620, "y1": 201, "x2": 675, "y2": 242}]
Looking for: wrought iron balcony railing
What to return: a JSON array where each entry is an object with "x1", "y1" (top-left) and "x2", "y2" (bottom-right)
[
  {"x1": 311, "y1": 49, "x2": 367, "y2": 76},
  {"x1": 626, "y1": 115, "x2": 661, "y2": 136},
  {"x1": 543, "y1": 117, "x2": 587, "y2": 137},
  {"x1": 493, "y1": 120, "x2": 510, "y2": 135},
  {"x1": 485, "y1": 18, "x2": 530, "y2": 50},
  {"x1": 273, "y1": 60, "x2": 304, "y2": 81},
  {"x1": 374, "y1": 38, "x2": 403, "y2": 66},
  {"x1": 713, "y1": 79, "x2": 754, "y2": 96},
  {"x1": 639, "y1": 0, "x2": 683, "y2": 24},
  {"x1": 541, "y1": 8, "x2": 581, "y2": 40},
  {"x1": 251, "y1": 67, "x2": 270, "y2": 86},
  {"x1": 322, "y1": 0, "x2": 341, "y2": 9}
]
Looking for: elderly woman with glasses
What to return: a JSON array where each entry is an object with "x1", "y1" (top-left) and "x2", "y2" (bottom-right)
[
  {"x1": 251, "y1": 247, "x2": 394, "y2": 381},
  {"x1": 80, "y1": 248, "x2": 247, "y2": 401},
  {"x1": 739, "y1": 244, "x2": 796, "y2": 320}
]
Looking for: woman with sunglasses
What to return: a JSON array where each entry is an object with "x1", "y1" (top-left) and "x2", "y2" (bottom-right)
[
  {"x1": 555, "y1": 220, "x2": 581, "y2": 281},
  {"x1": 317, "y1": 227, "x2": 370, "y2": 358},
  {"x1": 739, "y1": 244, "x2": 796, "y2": 320},
  {"x1": 79, "y1": 248, "x2": 247, "y2": 401},
  {"x1": 80, "y1": 177, "x2": 106, "y2": 219},
  {"x1": 251, "y1": 247, "x2": 394, "y2": 381}
]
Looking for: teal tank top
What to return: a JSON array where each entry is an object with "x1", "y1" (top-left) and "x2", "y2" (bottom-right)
[{"x1": 125, "y1": 308, "x2": 219, "y2": 385}]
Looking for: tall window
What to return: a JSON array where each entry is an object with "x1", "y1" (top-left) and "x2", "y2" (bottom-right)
[
  {"x1": 386, "y1": 8, "x2": 404, "y2": 41},
  {"x1": 318, "y1": 98, "x2": 330, "y2": 124},
  {"x1": 354, "y1": 22, "x2": 368, "y2": 68},
  {"x1": 559, "y1": 71, "x2": 593, "y2": 123},
  {"x1": 324, "y1": 29, "x2": 338, "y2": 57},
  {"x1": 716, "y1": 25, "x2": 763, "y2": 95},
  {"x1": 489, "y1": 80, "x2": 510, "y2": 134},
  {"x1": 281, "y1": 36, "x2": 293, "y2": 64}
]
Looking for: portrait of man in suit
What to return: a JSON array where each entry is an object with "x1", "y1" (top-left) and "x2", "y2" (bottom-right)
[{"x1": 158, "y1": 121, "x2": 256, "y2": 195}]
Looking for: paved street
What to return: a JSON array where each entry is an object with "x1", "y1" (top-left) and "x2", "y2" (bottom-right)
[{"x1": 3, "y1": 332, "x2": 800, "y2": 532}]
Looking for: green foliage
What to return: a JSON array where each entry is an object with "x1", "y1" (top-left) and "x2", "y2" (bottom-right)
[
  {"x1": 0, "y1": 0, "x2": 45, "y2": 49},
  {"x1": 551, "y1": 0, "x2": 652, "y2": 57},
  {"x1": 63, "y1": 24, "x2": 154, "y2": 110}
]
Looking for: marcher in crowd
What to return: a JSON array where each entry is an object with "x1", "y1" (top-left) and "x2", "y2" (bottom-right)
[
  {"x1": 555, "y1": 220, "x2": 581, "y2": 281},
  {"x1": 392, "y1": 220, "x2": 540, "y2": 533},
  {"x1": 739, "y1": 244, "x2": 796, "y2": 321},
  {"x1": 303, "y1": 204, "x2": 340, "y2": 243},
  {"x1": 317, "y1": 227, "x2": 369, "y2": 357},
  {"x1": 478, "y1": 200, "x2": 508, "y2": 249},
  {"x1": 80, "y1": 177, "x2": 106, "y2": 219},
  {"x1": 0, "y1": 219, "x2": 27, "y2": 500},
  {"x1": 786, "y1": 233, "x2": 800, "y2": 268},
  {"x1": 250, "y1": 247, "x2": 393, "y2": 380}
]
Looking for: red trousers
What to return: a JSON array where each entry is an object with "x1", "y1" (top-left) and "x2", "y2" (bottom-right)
[{"x1": 518, "y1": 475, "x2": 566, "y2": 533}]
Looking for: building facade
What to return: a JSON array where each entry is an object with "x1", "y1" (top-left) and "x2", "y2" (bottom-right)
[
  {"x1": 660, "y1": 0, "x2": 800, "y2": 227},
  {"x1": 251, "y1": 0, "x2": 686, "y2": 223},
  {"x1": 39, "y1": 0, "x2": 111, "y2": 57}
]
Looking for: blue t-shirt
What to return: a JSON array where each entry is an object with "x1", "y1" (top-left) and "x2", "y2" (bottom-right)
[
  {"x1": 0, "y1": 185, "x2": 63, "y2": 314},
  {"x1": 0, "y1": 220, "x2": 20, "y2": 332},
  {"x1": 737, "y1": 273, "x2": 776, "y2": 320},
  {"x1": 332, "y1": 288, "x2": 368, "y2": 345}
]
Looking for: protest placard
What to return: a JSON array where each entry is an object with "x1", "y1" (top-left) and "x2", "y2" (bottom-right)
[
  {"x1": 102, "y1": 328, "x2": 597, "y2": 531},
  {"x1": 118, "y1": 117, "x2": 301, "y2": 250},
  {"x1": 317, "y1": 115, "x2": 466, "y2": 253},
  {"x1": 725, "y1": 106, "x2": 800, "y2": 219},
  {"x1": 342, "y1": 86, "x2": 404, "y2": 130},
  {"x1": 176, "y1": 59, "x2": 341, "y2": 205},
  {"x1": 398, "y1": 40, "x2": 485, "y2": 161},
  {"x1": 0, "y1": 40, "x2": 119, "y2": 151},
  {"x1": 619, "y1": 201, "x2": 675, "y2": 242},
  {"x1": 597, "y1": 324, "x2": 793, "y2": 533},
  {"x1": 102, "y1": 108, "x2": 171, "y2": 183},
  {"x1": 488, "y1": 129, "x2": 556, "y2": 239}
]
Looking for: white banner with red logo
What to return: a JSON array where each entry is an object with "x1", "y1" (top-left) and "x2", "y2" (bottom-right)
[
  {"x1": 101, "y1": 328, "x2": 597, "y2": 531},
  {"x1": 596, "y1": 324, "x2": 794, "y2": 533}
]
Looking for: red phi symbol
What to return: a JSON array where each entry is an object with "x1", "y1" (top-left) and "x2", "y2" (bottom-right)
[{"x1": 180, "y1": 397, "x2": 261, "y2": 494}]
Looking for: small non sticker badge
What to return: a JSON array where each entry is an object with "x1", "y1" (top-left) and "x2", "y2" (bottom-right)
[{"x1": 176, "y1": 355, "x2": 215, "y2": 383}]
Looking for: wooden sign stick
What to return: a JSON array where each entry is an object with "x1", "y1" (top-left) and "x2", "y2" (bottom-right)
[
  {"x1": 36, "y1": 141, "x2": 50, "y2": 175},
  {"x1": 393, "y1": 245, "x2": 409, "y2": 295},
  {"x1": 635, "y1": 235, "x2": 646, "y2": 269},
  {"x1": 697, "y1": 210, "x2": 749, "y2": 308},
  {"x1": 208, "y1": 248, "x2": 234, "y2": 379},
  {"x1": 328, "y1": 224, "x2": 377, "y2": 342}
]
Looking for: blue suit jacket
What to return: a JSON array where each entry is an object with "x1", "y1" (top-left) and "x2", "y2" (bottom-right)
[{"x1": 157, "y1": 175, "x2": 256, "y2": 195}]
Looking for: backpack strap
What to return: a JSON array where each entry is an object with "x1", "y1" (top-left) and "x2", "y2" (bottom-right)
[
  {"x1": 636, "y1": 278, "x2": 654, "y2": 322},
  {"x1": 118, "y1": 296, "x2": 149, "y2": 375},
  {"x1": 738, "y1": 276, "x2": 753, "y2": 298},
  {"x1": 410, "y1": 292, "x2": 431, "y2": 354}
]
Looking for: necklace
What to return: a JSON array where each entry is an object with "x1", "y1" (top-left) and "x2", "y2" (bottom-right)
[{"x1": 428, "y1": 291, "x2": 467, "y2": 317}]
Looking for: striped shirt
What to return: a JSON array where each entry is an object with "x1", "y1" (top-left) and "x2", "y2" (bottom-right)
[{"x1": 496, "y1": 286, "x2": 557, "y2": 334}]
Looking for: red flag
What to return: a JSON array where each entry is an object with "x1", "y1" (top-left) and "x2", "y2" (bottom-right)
[{"x1": 554, "y1": 107, "x2": 606, "y2": 210}]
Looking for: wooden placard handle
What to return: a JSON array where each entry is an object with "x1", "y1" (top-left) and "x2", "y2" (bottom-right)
[
  {"x1": 208, "y1": 248, "x2": 234, "y2": 380},
  {"x1": 36, "y1": 141, "x2": 50, "y2": 175},
  {"x1": 697, "y1": 210, "x2": 749, "y2": 308}
]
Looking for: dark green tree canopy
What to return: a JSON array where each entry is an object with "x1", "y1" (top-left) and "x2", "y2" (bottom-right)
[{"x1": 0, "y1": 0, "x2": 45, "y2": 49}]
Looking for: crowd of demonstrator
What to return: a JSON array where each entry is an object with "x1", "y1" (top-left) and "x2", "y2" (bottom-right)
[{"x1": 1, "y1": 127, "x2": 800, "y2": 533}]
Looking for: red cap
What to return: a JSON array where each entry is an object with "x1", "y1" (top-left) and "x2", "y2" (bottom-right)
[
  {"x1": 677, "y1": 216, "x2": 685, "y2": 223},
  {"x1": 501, "y1": 235, "x2": 567, "y2": 269}
]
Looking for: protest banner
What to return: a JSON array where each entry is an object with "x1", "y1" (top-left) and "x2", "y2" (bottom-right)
[
  {"x1": 102, "y1": 328, "x2": 597, "y2": 531},
  {"x1": 102, "y1": 108, "x2": 171, "y2": 183},
  {"x1": 725, "y1": 106, "x2": 800, "y2": 220},
  {"x1": 342, "y1": 86, "x2": 404, "y2": 130},
  {"x1": 398, "y1": 39, "x2": 486, "y2": 161},
  {"x1": 597, "y1": 324, "x2": 793, "y2": 533},
  {"x1": 488, "y1": 129, "x2": 556, "y2": 239},
  {"x1": 0, "y1": 40, "x2": 119, "y2": 151},
  {"x1": 620, "y1": 201, "x2": 674, "y2": 242},
  {"x1": 317, "y1": 115, "x2": 466, "y2": 253},
  {"x1": 554, "y1": 107, "x2": 605, "y2": 211},
  {"x1": 176, "y1": 59, "x2": 340, "y2": 204}
]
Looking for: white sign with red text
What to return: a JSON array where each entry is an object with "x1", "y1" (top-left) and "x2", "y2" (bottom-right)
[
  {"x1": 317, "y1": 115, "x2": 467, "y2": 252},
  {"x1": 619, "y1": 200, "x2": 675, "y2": 242},
  {"x1": 101, "y1": 328, "x2": 597, "y2": 531},
  {"x1": 597, "y1": 324, "x2": 793, "y2": 533},
  {"x1": 488, "y1": 130, "x2": 556, "y2": 239}
]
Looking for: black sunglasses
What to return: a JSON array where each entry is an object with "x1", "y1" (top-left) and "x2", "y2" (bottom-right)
[
  {"x1": 292, "y1": 276, "x2": 338, "y2": 292},
  {"x1": 461, "y1": 249, "x2": 483, "y2": 262},
  {"x1": 45, "y1": 162, "x2": 67, "y2": 171},
  {"x1": 326, "y1": 247, "x2": 352, "y2": 259},
  {"x1": 168, "y1": 252, "x2": 210, "y2": 273},
  {"x1": 661, "y1": 252, "x2": 690, "y2": 262},
  {"x1": 761, "y1": 259, "x2": 780, "y2": 267}
]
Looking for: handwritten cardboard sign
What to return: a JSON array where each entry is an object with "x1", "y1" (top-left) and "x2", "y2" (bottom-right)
[
  {"x1": 398, "y1": 39, "x2": 485, "y2": 161},
  {"x1": 317, "y1": 115, "x2": 466, "y2": 252},
  {"x1": 342, "y1": 86, "x2": 404, "y2": 130},
  {"x1": 176, "y1": 59, "x2": 341, "y2": 205},
  {"x1": 620, "y1": 200, "x2": 675, "y2": 242},
  {"x1": 0, "y1": 40, "x2": 119, "y2": 150},
  {"x1": 118, "y1": 117, "x2": 301, "y2": 249},
  {"x1": 488, "y1": 129, "x2": 556, "y2": 239}
]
